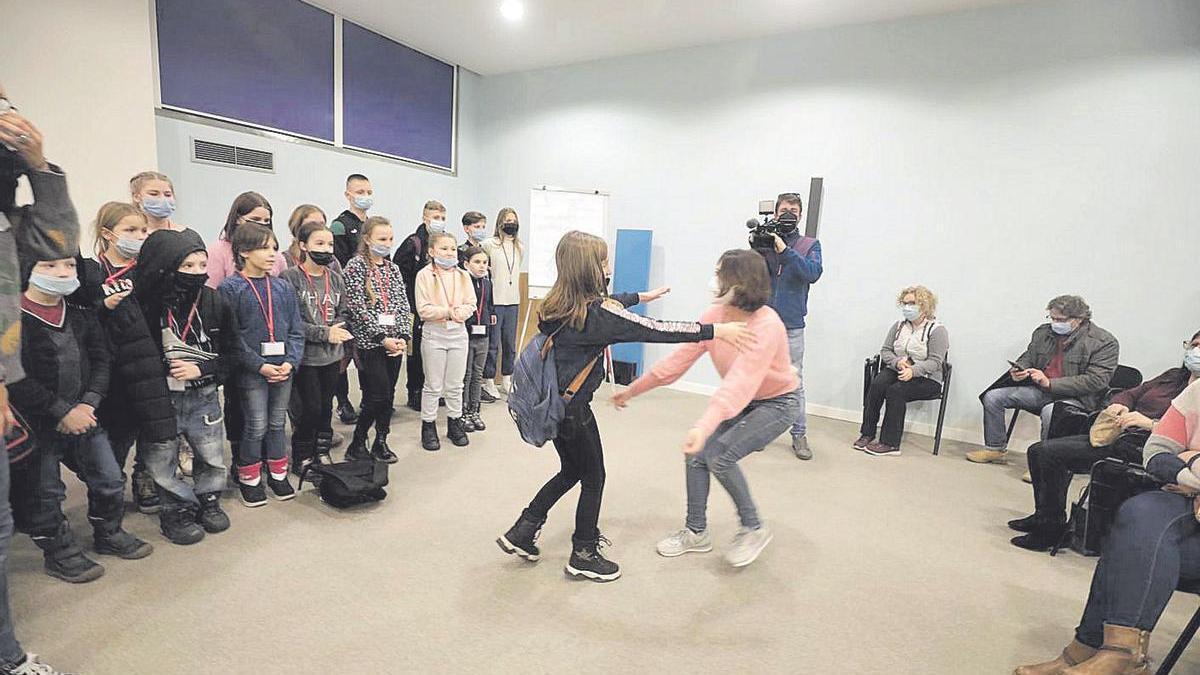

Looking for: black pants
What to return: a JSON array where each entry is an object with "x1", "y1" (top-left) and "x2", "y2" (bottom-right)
[
  {"x1": 523, "y1": 407, "x2": 605, "y2": 546},
  {"x1": 293, "y1": 362, "x2": 339, "y2": 462},
  {"x1": 860, "y1": 368, "x2": 942, "y2": 447},
  {"x1": 354, "y1": 346, "x2": 403, "y2": 443},
  {"x1": 106, "y1": 419, "x2": 146, "y2": 476},
  {"x1": 336, "y1": 371, "x2": 351, "y2": 407},
  {"x1": 406, "y1": 319, "x2": 425, "y2": 398},
  {"x1": 1027, "y1": 431, "x2": 1149, "y2": 523}
]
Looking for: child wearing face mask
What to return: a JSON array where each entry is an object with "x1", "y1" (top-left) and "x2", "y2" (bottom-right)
[
  {"x1": 414, "y1": 232, "x2": 475, "y2": 451},
  {"x1": 130, "y1": 170, "x2": 188, "y2": 233},
  {"x1": 9, "y1": 252, "x2": 154, "y2": 583},
  {"x1": 280, "y1": 222, "x2": 351, "y2": 476},
  {"x1": 134, "y1": 229, "x2": 238, "y2": 544},
  {"x1": 331, "y1": 173, "x2": 373, "y2": 269},
  {"x1": 73, "y1": 202, "x2": 176, "y2": 517},
  {"x1": 395, "y1": 200, "x2": 448, "y2": 412},
  {"x1": 206, "y1": 191, "x2": 286, "y2": 289},
  {"x1": 460, "y1": 246, "x2": 496, "y2": 433},
  {"x1": 458, "y1": 211, "x2": 488, "y2": 266},
  {"x1": 480, "y1": 207, "x2": 523, "y2": 401}
]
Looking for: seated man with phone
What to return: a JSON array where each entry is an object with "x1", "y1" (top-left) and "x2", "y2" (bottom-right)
[{"x1": 967, "y1": 295, "x2": 1119, "y2": 465}]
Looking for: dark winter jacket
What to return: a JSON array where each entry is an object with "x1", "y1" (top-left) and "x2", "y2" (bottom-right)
[
  {"x1": 330, "y1": 209, "x2": 364, "y2": 267},
  {"x1": 393, "y1": 223, "x2": 429, "y2": 313},
  {"x1": 465, "y1": 273, "x2": 495, "y2": 338}
]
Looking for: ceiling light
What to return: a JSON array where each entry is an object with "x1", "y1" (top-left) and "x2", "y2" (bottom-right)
[{"x1": 500, "y1": 0, "x2": 524, "y2": 21}]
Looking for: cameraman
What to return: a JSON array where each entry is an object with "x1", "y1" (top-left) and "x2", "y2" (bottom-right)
[
  {"x1": 763, "y1": 192, "x2": 822, "y2": 460},
  {"x1": 0, "y1": 84, "x2": 80, "y2": 675}
]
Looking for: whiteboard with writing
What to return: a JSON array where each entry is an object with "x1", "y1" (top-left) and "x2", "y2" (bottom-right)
[{"x1": 527, "y1": 187, "x2": 608, "y2": 298}]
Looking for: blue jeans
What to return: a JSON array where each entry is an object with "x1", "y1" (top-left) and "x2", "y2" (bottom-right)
[
  {"x1": 0, "y1": 447, "x2": 25, "y2": 665},
  {"x1": 980, "y1": 386, "x2": 1081, "y2": 449},
  {"x1": 485, "y1": 304, "x2": 519, "y2": 379},
  {"x1": 25, "y1": 429, "x2": 125, "y2": 538},
  {"x1": 686, "y1": 392, "x2": 801, "y2": 532},
  {"x1": 237, "y1": 374, "x2": 293, "y2": 466},
  {"x1": 143, "y1": 385, "x2": 228, "y2": 505},
  {"x1": 786, "y1": 328, "x2": 807, "y2": 437},
  {"x1": 1075, "y1": 490, "x2": 1200, "y2": 647}
]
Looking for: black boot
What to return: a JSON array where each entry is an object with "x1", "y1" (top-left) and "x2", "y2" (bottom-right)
[
  {"x1": 314, "y1": 431, "x2": 335, "y2": 466},
  {"x1": 1007, "y1": 513, "x2": 1045, "y2": 533},
  {"x1": 421, "y1": 421, "x2": 441, "y2": 452},
  {"x1": 132, "y1": 469, "x2": 161, "y2": 514},
  {"x1": 372, "y1": 436, "x2": 398, "y2": 464},
  {"x1": 291, "y1": 438, "x2": 316, "y2": 478},
  {"x1": 346, "y1": 402, "x2": 375, "y2": 461},
  {"x1": 159, "y1": 499, "x2": 206, "y2": 545},
  {"x1": 496, "y1": 514, "x2": 544, "y2": 561},
  {"x1": 337, "y1": 400, "x2": 358, "y2": 424},
  {"x1": 90, "y1": 493, "x2": 153, "y2": 559},
  {"x1": 447, "y1": 417, "x2": 470, "y2": 447},
  {"x1": 32, "y1": 521, "x2": 105, "y2": 584},
  {"x1": 1010, "y1": 521, "x2": 1067, "y2": 552},
  {"x1": 565, "y1": 535, "x2": 621, "y2": 582},
  {"x1": 406, "y1": 391, "x2": 422, "y2": 412},
  {"x1": 196, "y1": 492, "x2": 230, "y2": 534}
]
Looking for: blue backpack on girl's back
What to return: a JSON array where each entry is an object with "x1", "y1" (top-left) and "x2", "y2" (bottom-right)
[{"x1": 508, "y1": 328, "x2": 600, "y2": 447}]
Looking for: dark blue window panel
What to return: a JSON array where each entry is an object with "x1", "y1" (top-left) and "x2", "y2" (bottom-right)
[
  {"x1": 156, "y1": 0, "x2": 335, "y2": 141},
  {"x1": 343, "y1": 21, "x2": 455, "y2": 169}
]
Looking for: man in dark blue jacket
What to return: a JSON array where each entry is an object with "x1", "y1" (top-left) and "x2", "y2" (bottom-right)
[{"x1": 764, "y1": 193, "x2": 822, "y2": 460}]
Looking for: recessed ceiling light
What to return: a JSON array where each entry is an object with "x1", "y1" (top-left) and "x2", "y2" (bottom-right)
[{"x1": 500, "y1": 0, "x2": 524, "y2": 21}]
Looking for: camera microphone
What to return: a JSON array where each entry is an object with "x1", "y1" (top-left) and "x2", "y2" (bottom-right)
[{"x1": 745, "y1": 218, "x2": 762, "y2": 230}]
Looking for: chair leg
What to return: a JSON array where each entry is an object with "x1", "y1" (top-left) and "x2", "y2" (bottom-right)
[
  {"x1": 1005, "y1": 410, "x2": 1020, "y2": 444},
  {"x1": 1158, "y1": 606, "x2": 1200, "y2": 674}
]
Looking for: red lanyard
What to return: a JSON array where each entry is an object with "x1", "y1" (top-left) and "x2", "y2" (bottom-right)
[
  {"x1": 304, "y1": 269, "x2": 332, "y2": 324},
  {"x1": 240, "y1": 273, "x2": 275, "y2": 341},
  {"x1": 168, "y1": 300, "x2": 200, "y2": 342},
  {"x1": 475, "y1": 277, "x2": 487, "y2": 323},
  {"x1": 369, "y1": 263, "x2": 390, "y2": 311},
  {"x1": 102, "y1": 258, "x2": 136, "y2": 285}
]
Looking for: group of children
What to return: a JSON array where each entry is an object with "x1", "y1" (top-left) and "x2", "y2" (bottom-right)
[{"x1": 8, "y1": 171, "x2": 520, "y2": 583}]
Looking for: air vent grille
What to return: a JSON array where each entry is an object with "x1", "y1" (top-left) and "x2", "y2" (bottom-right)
[{"x1": 191, "y1": 138, "x2": 274, "y2": 173}]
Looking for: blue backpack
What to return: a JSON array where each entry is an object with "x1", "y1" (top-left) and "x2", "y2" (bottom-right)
[{"x1": 508, "y1": 328, "x2": 601, "y2": 447}]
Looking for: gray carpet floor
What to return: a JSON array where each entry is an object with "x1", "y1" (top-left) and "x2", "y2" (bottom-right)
[{"x1": 8, "y1": 386, "x2": 1199, "y2": 674}]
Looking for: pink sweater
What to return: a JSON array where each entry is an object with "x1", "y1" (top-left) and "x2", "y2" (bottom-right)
[
  {"x1": 625, "y1": 304, "x2": 799, "y2": 442},
  {"x1": 205, "y1": 239, "x2": 288, "y2": 289},
  {"x1": 415, "y1": 265, "x2": 476, "y2": 325}
]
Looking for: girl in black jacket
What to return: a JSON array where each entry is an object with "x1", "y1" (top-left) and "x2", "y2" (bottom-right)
[{"x1": 495, "y1": 230, "x2": 750, "y2": 582}]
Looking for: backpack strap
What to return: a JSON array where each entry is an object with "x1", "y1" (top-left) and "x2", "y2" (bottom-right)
[
  {"x1": 791, "y1": 235, "x2": 817, "y2": 257},
  {"x1": 564, "y1": 354, "x2": 601, "y2": 404}
]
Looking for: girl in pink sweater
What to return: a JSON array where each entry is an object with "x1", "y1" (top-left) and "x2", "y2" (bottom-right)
[{"x1": 613, "y1": 249, "x2": 800, "y2": 568}]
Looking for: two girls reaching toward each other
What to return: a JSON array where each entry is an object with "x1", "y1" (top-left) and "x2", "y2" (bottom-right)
[
  {"x1": 414, "y1": 232, "x2": 476, "y2": 451},
  {"x1": 342, "y1": 217, "x2": 411, "y2": 464},
  {"x1": 613, "y1": 250, "x2": 797, "y2": 568},
  {"x1": 496, "y1": 231, "x2": 752, "y2": 582}
]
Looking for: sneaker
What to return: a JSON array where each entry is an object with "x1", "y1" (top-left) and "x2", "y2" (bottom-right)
[
  {"x1": 726, "y1": 525, "x2": 773, "y2": 568},
  {"x1": 372, "y1": 438, "x2": 398, "y2": 464},
  {"x1": 43, "y1": 550, "x2": 104, "y2": 584},
  {"x1": 656, "y1": 528, "x2": 713, "y2": 557},
  {"x1": 966, "y1": 448, "x2": 1008, "y2": 464},
  {"x1": 864, "y1": 441, "x2": 901, "y2": 457},
  {"x1": 238, "y1": 481, "x2": 267, "y2": 508},
  {"x1": 406, "y1": 392, "x2": 422, "y2": 412},
  {"x1": 2, "y1": 653, "x2": 75, "y2": 675},
  {"x1": 496, "y1": 516, "x2": 544, "y2": 561},
  {"x1": 471, "y1": 413, "x2": 487, "y2": 432},
  {"x1": 447, "y1": 417, "x2": 470, "y2": 447},
  {"x1": 343, "y1": 437, "x2": 371, "y2": 462},
  {"x1": 267, "y1": 475, "x2": 296, "y2": 501},
  {"x1": 565, "y1": 536, "x2": 621, "y2": 582},
  {"x1": 421, "y1": 421, "x2": 441, "y2": 451},
  {"x1": 479, "y1": 389, "x2": 498, "y2": 404},
  {"x1": 131, "y1": 469, "x2": 161, "y2": 514},
  {"x1": 852, "y1": 435, "x2": 873, "y2": 451},
  {"x1": 196, "y1": 493, "x2": 230, "y2": 533},
  {"x1": 462, "y1": 415, "x2": 477, "y2": 433},
  {"x1": 482, "y1": 381, "x2": 501, "y2": 402},
  {"x1": 160, "y1": 506, "x2": 205, "y2": 545},
  {"x1": 94, "y1": 529, "x2": 154, "y2": 560},
  {"x1": 337, "y1": 401, "x2": 359, "y2": 424},
  {"x1": 791, "y1": 435, "x2": 813, "y2": 460},
  {"x1": 178, "y1": 441, "x2": 194, "y2": 477}
]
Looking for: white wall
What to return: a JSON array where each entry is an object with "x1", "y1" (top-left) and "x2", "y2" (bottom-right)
[
  {"x1": 469, "y1": 0, "x2": 1200, "y2": 444},
  {"x1": 0, "y1": 0, "x2": 158, "y2": 233}
]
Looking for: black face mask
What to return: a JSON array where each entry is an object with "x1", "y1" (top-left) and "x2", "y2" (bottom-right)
[
  {"x1": 501, "y1": 223, "x2": 518, "y2": 235},
  {"x1": 307, "y1": 251, "x2": 334, "y2": 266},
  {"x1": 173, "y1": 271, "x2": 208, "y2": 296}
]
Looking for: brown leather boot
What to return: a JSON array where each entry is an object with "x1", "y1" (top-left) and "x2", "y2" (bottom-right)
[
  {"x1": 1014, "y1": 639, "x2": 1097, "y2": 674},
  {"x1": 1062, "y1": 623, "x2": 1150, "y2": 675}
]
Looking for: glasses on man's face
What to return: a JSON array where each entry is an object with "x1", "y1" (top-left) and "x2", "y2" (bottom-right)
[
  {"x1": 1047, "y1": 315, "x2": 1071, "y2": 323},
  {"x1": 0, "y1": 98, "x2": 15, "y2": 115}
]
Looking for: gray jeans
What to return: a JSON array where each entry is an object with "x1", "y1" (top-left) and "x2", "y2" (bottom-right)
[
  {"x1": 686, "y1": 391, "x2": 801, "y2": 533},
  {"x1": 421, "y1": 321, "x2": 469, "y2": 422},
  {"x1": 786, "y1": 328, "x2": 807, "y2": 437},
  {"x1": 462, "y1": 335, "x2": 489, "y2": 413},
  {"x1": 981, "y1": 385, "x2": 1081, "y2": 449}
]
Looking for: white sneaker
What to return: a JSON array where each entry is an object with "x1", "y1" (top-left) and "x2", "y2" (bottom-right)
[
  {"x1": 6, "y1": 653, "x2": 73, "y2": 675},
  {"x1": 725, "y1": 525, "x2": 773, "y2": 568},
  {"x1": 483, "y1": 380, "x2": 501, "y2": 399},
  {"x1": 656, "y1": 528, "x2": 713, "y2": 557},
  {"x1": 501, "y1": 375, "x2": 513, "y2": 394}
]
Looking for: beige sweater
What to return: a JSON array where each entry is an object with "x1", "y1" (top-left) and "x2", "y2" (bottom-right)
[{"x1": 415, "y1": 264, "x2": 477, "y2": 325}]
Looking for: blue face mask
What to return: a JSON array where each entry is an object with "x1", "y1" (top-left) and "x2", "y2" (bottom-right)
[
  {"x1": 1185, "y1": 347, "x2": 1200, "y2": 375},
  {"x1": 1051, "y1": 321, "x2": 1074, "y2": 336},
  {"x1": 141, "y1": 196, "x2": 175, "y2": 219},
  {"x1": 353, "y1": 195, "x2": 374, "y2": 211},
  {"x1": 115, "y1": 237, "x2": 143, "y2": 259},
  {"x1": 29, "y1": 272, "x2": 80, "y2": 297},
  {"x1": 433, "y1": 256, "x2": 458, "y2": 269},
  {"x1": 900, "y1": 304, "x2": 920, "y2": 322},
  {"x1": 427, "y1": 219, "x2": 446, "y2": 234},
  {"x1": 368, "y1": 244, "x2": 391, "y2": 258},
  {"x1": 468, "y1": 229, "x2": 486, "y2": 242}
]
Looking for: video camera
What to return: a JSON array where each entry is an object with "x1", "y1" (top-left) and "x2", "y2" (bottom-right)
[{"x1": 746, "y1": 198, "x2": 801, "y2": 251}]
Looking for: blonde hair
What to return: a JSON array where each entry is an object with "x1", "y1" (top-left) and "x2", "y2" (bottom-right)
[
  {"x1": 357, "y1": 216, "x2": 393, "y2": 306},
  {"x1": 92, "y1": 202, "x2": 147, "y2": 255},
  {"x1": 423, "y1": 200, "x2": 446, "y2": 216},
  {"x1": 428, "y1": 231, "x2": 457, "y2": 251},
  {"x1": 540, "y1": 231, "x2": 608, "y2": 331},
  {"x1": 897, "y1": 285, "x2": 938, "y2": 319},
  {"x1": 129, "y1": 171, "x2": 174, "y2": 196}
]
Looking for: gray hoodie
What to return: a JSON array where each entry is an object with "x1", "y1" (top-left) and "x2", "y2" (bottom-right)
[{"x1": 280, "y1": 265, "x2": 349, "y2": 367}]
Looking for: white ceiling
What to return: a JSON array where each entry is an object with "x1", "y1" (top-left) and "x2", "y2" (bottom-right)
[{"x1": 317, "y1": 0, "x2": 1034, "y2": 75}]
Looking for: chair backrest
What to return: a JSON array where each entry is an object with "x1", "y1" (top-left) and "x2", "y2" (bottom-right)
[
  {"x1": 941, "y1": 360, "x2": 953, "y2": 399},
  {"x1": 1109, "y1": 365, "x2": 1143, "y2": 391}
]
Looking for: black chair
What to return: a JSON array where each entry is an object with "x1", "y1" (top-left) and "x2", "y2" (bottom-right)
[
  {"x1": 1004, "y1": 365, "x2": 1144, "y2": 443},
  {"x1": 1157, "y1": 580, "x2": 1200, "y2": 674},
  {"x1": 862, "y1": 354, "x2": 953, "y2": 456}
]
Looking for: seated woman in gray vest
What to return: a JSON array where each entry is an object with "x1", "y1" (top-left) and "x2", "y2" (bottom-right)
[{"x1": 854, "y1": 285, "x2": 949, "y2": 456}]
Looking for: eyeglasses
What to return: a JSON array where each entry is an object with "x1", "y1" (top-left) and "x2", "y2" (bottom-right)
[
  {"x1": 0, "y1": 98, "x2": 15, "y2": 115},
  {"x1": 1047, "y1": 315, "x2": 1072, "y2": 322}
]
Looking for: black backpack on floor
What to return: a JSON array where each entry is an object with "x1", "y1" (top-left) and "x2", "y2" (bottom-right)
[
  {"x1": 299, "y1": 458, "x2": 389, "y2": 508},
  {"x1": 1056, "y1": 458, "x2": 1161, "y2": 557}
]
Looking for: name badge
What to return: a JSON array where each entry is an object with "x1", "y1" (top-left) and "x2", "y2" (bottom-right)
[
  {"x1": 378, "y1": 313, "x2": 396, "y2": 327},
  {"x1": 472, "y1": 325, "x2": 487, "y2": 336},
  {"x1": 167, "y1": 376, "x2": 186, "y2": 392},
  {"x1": 261, "y1": 341, "x2": 286, "y2": 357}
]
